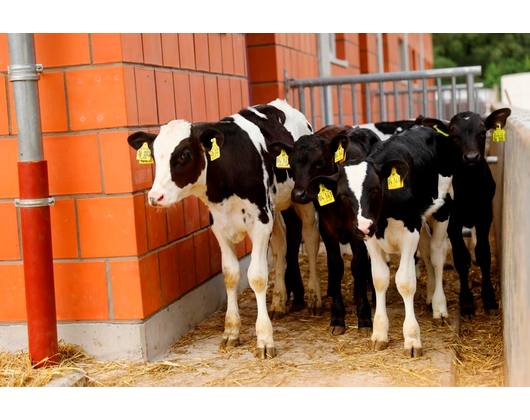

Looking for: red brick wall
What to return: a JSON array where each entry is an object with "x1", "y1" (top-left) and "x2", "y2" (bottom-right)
[
  {"x1": 0, "y1": 32, "x2": 434, "y2": 325},
  {"x1": 0, "y1": 33, "x2": 251, "y2": 323},
  {"x1": 246, "y1": 33, "x2": 432, "y2": 129}
]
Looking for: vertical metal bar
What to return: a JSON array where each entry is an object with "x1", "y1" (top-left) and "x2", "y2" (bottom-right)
[
  {"x1": 298, "y1": 86, "x2": 306, "y2": 117},
  {"x1": 352, "y1": 84, "x2": 358, "y2": 126},
  {"x1": 310, "y1": 87, "x2": 316, "y2": 130},
  {"x1": 323, "y1": 86, "x2": 330, "y2": 126},
  {"x1": 437, "y1": 78, "x2": 443, "y2": 119},
  {"x1": 379, "y1": 81, "x2": 386, "y2": 122},
  {"x1": 284, "y1": 69, "x2": 290, "y2": 102},
  {"x1": 8, "y1": 33, "x2": 58, "y2": 366},
  {"x1": 475, "y1": 87, "x2": 480, "y2": 114},
  {"x1": 467, "y1": 73, "x2": 475, "y2": 112},
  {"x1": 337, "y1": 85, "x2": 343, "y2": 125},
  {"x1": 394, "y1": 81, "x2": 399, "y2": 120},
  {"x1": 451, "y1": 77, "x2": 457, "y2": 117},
  {"x1": 407, "y1": 80, "x2": 413, "y2": 119},
  {"x1": 423, "y1": 79, "x2": 429, "y2": 117},
  {"x1": 457, "y1": 88, "x2": 461, "y2": 113},
  {"x1": 365, "y1": 82, "x2": 371, "y2": 123}
]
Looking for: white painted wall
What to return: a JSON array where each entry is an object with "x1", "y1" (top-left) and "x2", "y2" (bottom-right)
[{"x1": 501, "y1": 72, "x2": 530, "y2": 111}]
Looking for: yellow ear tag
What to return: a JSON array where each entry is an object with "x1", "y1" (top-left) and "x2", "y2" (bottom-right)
[
  {"x1": 433, "y1": 125, "x2": 449, "y2": 137},
  {"x1": 334, "y1": 143, "x2": 345, "y2": 163},
  {"x1": 387, "y1": 167, "x2": 404, "y2": 190},
  {"x1": 493, "y1": 124, "x2": 506, "y2": 143},
  {"x1": 209, "y1": 138, "x2": 221, "y2": 161},
  {"x1": 317, "y1": 184, "x2": 335, "y2": 206},
  {"x1": 137, "y1": 142, "x2": 154, "y2": 164},
  {"x1": 276, "y1": 149, "x2": 290, "y2": 169}
]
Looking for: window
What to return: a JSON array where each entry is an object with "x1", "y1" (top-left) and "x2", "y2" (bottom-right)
[{"x1": 329, "y1": 33, "x2": 348, "y2": 68}]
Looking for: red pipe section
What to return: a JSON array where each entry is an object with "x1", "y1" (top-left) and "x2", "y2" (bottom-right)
[{"x1": 18, "y1": 161, "x2": 58, "y2": 366}]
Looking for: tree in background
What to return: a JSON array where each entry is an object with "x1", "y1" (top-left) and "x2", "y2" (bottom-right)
[{"x1": 433, "y1": 33, "x2": 530, "y2": 88}]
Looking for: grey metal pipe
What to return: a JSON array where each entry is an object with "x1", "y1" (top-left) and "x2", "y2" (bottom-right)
[
  {"x1": 8, "y1": 33, "x2": 44, "y2": 162},
  {"x1": 337, "y1": 85, "x2": 343, "y2": 125},
  {"x1": 377, "y1": 82, "x2": 484, "y2": 96},
  {"x1": 365, "y1": 83, "x2": 371, "y2": 123},
  {"x1": 437, "y1": 78, "x2": 443, "y2": 119},
  {"x1": 451, "y1": 77, "x2": 457, "y2": 117},
  {"x1": 422, "y1": 79, "x2": 428, "y2": 116},
  {"x1": 351, "y1": 84, "x2": 358, "y2": 126},
  {"x1": 407, "y1": 80, "x2": 413, "y2": 119},
  {"x1": 289, "y1": 66, "x2": 482, "y2": 88},
  {"x1": 467, "y1": 73, "x2": 475, "y2": 112},
  {"x1": 309, "y1": 87, "x2": 316, "y2": 130},
  {"x1": 379, "y1": 81, "x2": 386, "y2": 121},
  {"x1": 394, "y1": 81, "x2": 399, "y2": 120}
]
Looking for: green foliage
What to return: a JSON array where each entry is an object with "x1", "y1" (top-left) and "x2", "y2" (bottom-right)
[{"x1": 433, "y1": 34, "x2": 530, "y2": 88}]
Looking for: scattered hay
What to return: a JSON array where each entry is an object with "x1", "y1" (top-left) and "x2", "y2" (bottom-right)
[{"x1": 0, "y1": 232, "x2": 503, "y2": 387}]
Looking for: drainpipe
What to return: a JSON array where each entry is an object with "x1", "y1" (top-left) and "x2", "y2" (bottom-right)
[{"x1": 8, "y1": 33, "x2": 58, "y2": 366}]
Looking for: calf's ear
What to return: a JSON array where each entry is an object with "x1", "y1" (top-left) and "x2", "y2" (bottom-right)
[
  {"x1": 306, "y1": 173, "x2": 340, "y2": 200},
  {"x1": 268, "y1": 142, "x2": 293, "y2": 157},
  {"x1": 128, "y1": 132, "x2": 157, "y2": 150},
  {"x1": 484, "y1": 108, "x2": 511, "y2": 130},
  {"x1": 329, "y1": 134, "x2": 350, "y2": 155},
  {"x1": 199, "y1": 128, "x2": 225, "y2": 151},
  {"x1": 379, "y1": 159, "x2": 409, "y2": 183},
  {"x1": 421, "y1": 118, "x2": 450, "y2": 136}
]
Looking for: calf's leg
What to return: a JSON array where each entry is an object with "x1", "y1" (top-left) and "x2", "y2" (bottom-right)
[
  {"x1": 248, "y1": 220, "x2": 276, "y2": 359},
  {"x1": 366, "y1": 238, "x2": 390, "y2": 351},
  {"x1": 430, "y1": 219, "x2": 449, "y2": 325},
  {"x1": 448, "y1": 219, "x2": 475, "y2": 320},
  {"x1": 212, "y1": 224, "x2": 241, "y2": 349},
  {"x1": 396, "y1": 228, "x2": 422, "y2": 357},
  {"x1": 351, "y1": 239, "x2": 372, "y2": 334},
  {"x1": 269, "y1": 213, "x2": 288, "y2": 319},
  {"x1": 293, "y1": 203, "x2": 322, "y2": 315},
  {"x1": 475, "y1": 215, "x2": 498, "y2": 315},
  {"x1": 281, "y1": 208, "x2": 305, "y2": 312}
]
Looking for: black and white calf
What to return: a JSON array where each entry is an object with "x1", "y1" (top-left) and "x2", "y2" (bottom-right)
[
  {"x1": 421, "y1": 108, "x2": 511, "y2": 319},
  {"x1": 127, "y1": 99, "x2": 320, "y2": 359},
  {"x1": 360, "y1": 116, "x2": 424, "y2": 140},
  {"x1": 269, "y1": 125, "x2": 380, "y2": 334},
  {"x1": 306, "y1": 126, "x2": 453, "y2": 356}
]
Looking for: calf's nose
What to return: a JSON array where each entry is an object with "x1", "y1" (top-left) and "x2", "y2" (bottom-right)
[
  {"x1": 463, "y1": 152, "x2": 480, "y2": 163},
  {"x1": 358, "y1": 217, "x2": 373, "y2": 235},
  {"x1": 148, "y1": 192, "x2": 165, "y2": 206},
  {"x1": 291, "y1": 189, "x2": 307, "y2": 202}
]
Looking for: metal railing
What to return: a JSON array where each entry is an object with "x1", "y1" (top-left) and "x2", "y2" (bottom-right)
[{"x1": 286, "y1": 66, "x2": 484, "y2": 129}]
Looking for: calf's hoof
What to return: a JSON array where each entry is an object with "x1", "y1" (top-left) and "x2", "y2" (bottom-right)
[
  {"x1": 485, "y1": 308, "x2": 499, "y2": 316},
  {"x1": 461, "y1": 313, "x2": 476, "y2": 322},
  {"x1": 290, "y1": 301, "x2": 305, "y2": 313},
  {"x1": 256, "y1": 346, "x2": 277, "y2": 359},
  {"x1": 404, "y1": 346, "x2": 423, "y2": 358},
  {"x1": 269, "y1": 310, "x2": 286, "y2": 320},
  {"x1": 432, "y1": 317, "x2": 446, "y2": 327},
  {"x1": 307, "y1": 304, "x2": 323, "y2": 316},
  {"x1": 329, "y1": 325, "x2": 346, "y2": 336},
  {"x1": 359, "y1": 327, "x2": 372, "y2": 338},
  {"x1": 372, "y1": 340, "x2": 388, "y2": 351},
  {"x1": 220, "y1": 337, "x2": 240, "y2": 349}
]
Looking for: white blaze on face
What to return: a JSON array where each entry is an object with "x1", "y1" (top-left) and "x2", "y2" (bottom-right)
[
  {"x1": 344, "y1": 162, "x2": 373, "y2": 235},
  {"x1": 149, "y1": 120, "x2": 192, "y2": 207}
]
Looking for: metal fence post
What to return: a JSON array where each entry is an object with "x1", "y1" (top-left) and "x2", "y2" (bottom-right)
[
  {"x1": 467, "y1": 73, "x2": 475, "y2": 112},
  {"x1": 8, "y1": 33, "x2": 58, "y2": 367}
]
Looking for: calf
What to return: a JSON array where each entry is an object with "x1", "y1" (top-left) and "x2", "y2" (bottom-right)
[
  {"x1": 360, "y1": 115, "x2": 424, "y2": 140},
  {"x1": 127, "y1": 99, "x2": 320, "y2": 359},
  {"x1": 305, "y1": 126, "x2": 452, "y2": 356},
  {"x1": 421, "y1": 108, "x2": 511, "y2": 319},
  {"x1": 270, "y1": 126, "x2": 380, "y2": 334}
]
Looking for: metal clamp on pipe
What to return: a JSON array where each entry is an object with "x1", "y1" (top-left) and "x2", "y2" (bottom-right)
[
  {"x1": 14, "y1": 197, "x2": 55, "y2": 208},
  {"x1": 7, "y1": 63, "x2": 43, "y2": 82}
]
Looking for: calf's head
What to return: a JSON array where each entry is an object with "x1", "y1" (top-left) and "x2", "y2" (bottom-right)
[
  {"x1": 269, "y1": 133, "x2": 350, "y2": 204},
  {"x1": 422, "y1": 108, "x2": 511, "y2": 165},
  {"x1": 305, "y1": 159, "x2": 409, "y2": 238},
  {"x1": 128, "y1": 120, "x2": 222, "y2": 207}
]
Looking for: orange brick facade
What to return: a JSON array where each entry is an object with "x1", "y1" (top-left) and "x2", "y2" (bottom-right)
[{"x1": 0, "y1": 33, "x2": 432, "y2": 326}]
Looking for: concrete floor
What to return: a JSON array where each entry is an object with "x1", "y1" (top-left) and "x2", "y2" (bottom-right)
[{"x1": 144, "y1": 251, "x2": 462, "y2": 387}]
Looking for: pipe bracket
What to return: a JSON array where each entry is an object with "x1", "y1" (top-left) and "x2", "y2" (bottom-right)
[
  {"x1": 7, "y1": 63, "x2": 44, "y2": 82},
  {"x1": 14, "y1": 197, "x2": 56, "y2": 208}
]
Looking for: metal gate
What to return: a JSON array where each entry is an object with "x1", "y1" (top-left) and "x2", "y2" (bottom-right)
[{"x1": 285, "y1": 66, "x2": 487, "y2": 129}]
